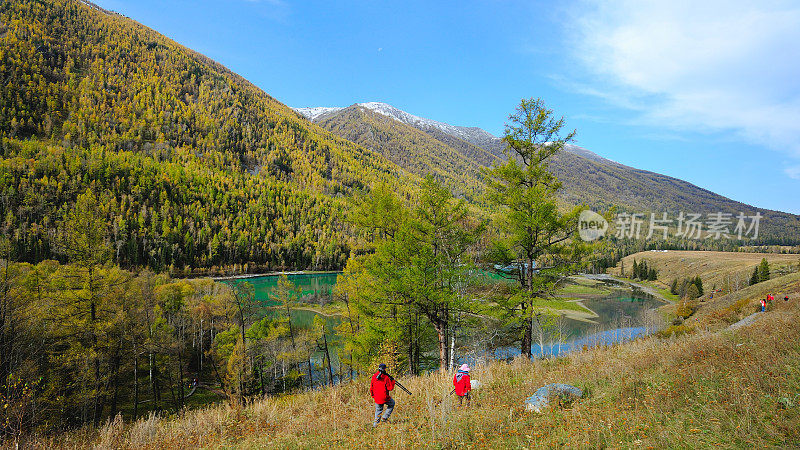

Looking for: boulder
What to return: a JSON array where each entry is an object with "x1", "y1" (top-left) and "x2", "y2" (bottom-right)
[{"x1": 524, "y1": 383, "x2": 583, "y2": 413}]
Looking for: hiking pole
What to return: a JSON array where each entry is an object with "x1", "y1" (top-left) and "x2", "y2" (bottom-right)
[
  {"x1": 381, "y1": 370, "x2": 413, "y2": 395},
  {"x1": 449, "y1": 388, "x2": 456, "y2": 395}
]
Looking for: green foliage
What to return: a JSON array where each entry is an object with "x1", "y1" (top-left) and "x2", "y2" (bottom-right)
[
  {"x1": 337, "y1": 175, "x2": 482, "y2": 373},
  {"x1": 685, "y1": 283, "x2": 700, "y2": 300},
  {"x1": 631, "y1": 259, "x2": 658, "y2": 281},
  {"x1": 483, "y1": 98, "x2": 587, "y2": 357},
  {"x1": 758, "y1": 258, "x2": 771, "y2": 283},
  {"x1": 693, "y1": 275, "x2": 704, "y2": 296},
  {"x1": 671, "y1": 276, "x2": 703, "y2": 299}
]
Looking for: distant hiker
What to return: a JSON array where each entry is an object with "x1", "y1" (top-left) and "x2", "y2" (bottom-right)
[
  {"x1": 453, "y1": 364, "x2": 472, "y2": 407},
  {"x1": 768, "y1": 293, "x2": 774, "y2": 303},
  {"x1": 786, "y1": 295, "x2": 790, "y2": 302},
  {"x1": 370, "y1": 363, "x2": 395, "y2": 427},
  {"x1": 760, "y1": 298, "x2": 767, "y2": 312}
]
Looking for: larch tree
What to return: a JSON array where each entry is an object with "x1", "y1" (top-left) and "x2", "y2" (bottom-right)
[
  {"x1": 341, "y1": 176, "x2": 482, "y2": 373},
  {"x1": 484, "y1": 98, "x2": 588, "y2": 358}
]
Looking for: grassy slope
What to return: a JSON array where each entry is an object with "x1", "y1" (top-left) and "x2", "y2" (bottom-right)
[
  {"x1": 35, "y1": 273, "x2": 800, "y2": 448},
  {"x1": 613, "y1": 250, "x2": 800, "y2": 290},
  {"x1": 689, "y1": 271, "x2": 800, "y2": 327}
]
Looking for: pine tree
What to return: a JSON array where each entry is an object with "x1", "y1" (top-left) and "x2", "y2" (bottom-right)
[
  {"x1": 758, "y1": 258, "x2": 770, "y2": 283},
  {"x1": 750, "y1": 267, "x2": 760, "y2": 285},
  {"x1": 694, "y1": 276, "x2": 704, "y2": 296},
  {"x1": 342, "y1": 175, "x2": 482, "y2": 372}
]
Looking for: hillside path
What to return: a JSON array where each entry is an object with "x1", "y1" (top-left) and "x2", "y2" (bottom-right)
[
  {"x1": 580, "y1": 274, "x2": 672, "y2": 303},
  {"x1": 728, "y1": 312, "x2": 761, "y2": 330}
]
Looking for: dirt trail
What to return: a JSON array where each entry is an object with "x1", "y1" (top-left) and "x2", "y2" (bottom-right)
[
  {"x1": 728, "y1": 312, "x2": 761, "y2": 330},
  {"x1": 580, "y1": 274, "x2": 672, "y2": 303}
]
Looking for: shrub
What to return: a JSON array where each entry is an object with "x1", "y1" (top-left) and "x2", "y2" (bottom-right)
[
  {"x1": 657, "y1": 323, "x2": 695, "y2": 338},
  {"x1": 675, "y1": 300, "x2": 699, "y2": 319}
]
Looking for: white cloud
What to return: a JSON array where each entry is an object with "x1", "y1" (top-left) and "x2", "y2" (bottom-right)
[
  {"x1": 786, "y1": 165, "x2": 800, "y2": 180},
  {"x1": 568, "y1": 0, "x2": 800, "y2": 157}
]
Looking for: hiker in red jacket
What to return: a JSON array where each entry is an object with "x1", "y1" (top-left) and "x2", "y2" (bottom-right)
[
  {"x1": 370, "y1": 363, "x2": 395, "y2": 427},
  {"x1": 453, "y1": 364, "x2": 472, "y2": 407},
  {"x1": 760, "y1": 298, "x2": 767, "y2": 312}
]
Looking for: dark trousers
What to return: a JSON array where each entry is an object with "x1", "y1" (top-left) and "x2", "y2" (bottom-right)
[{"x1": 458, "y1": 392, "x2": 471, "y2": 406}]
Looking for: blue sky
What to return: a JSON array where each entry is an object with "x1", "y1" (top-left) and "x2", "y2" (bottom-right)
[{"x1": 94, "y1": 0, "x2": 800, "y2": 214}]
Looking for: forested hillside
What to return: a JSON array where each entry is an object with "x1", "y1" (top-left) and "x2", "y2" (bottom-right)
[
  {"x1": 0, "y1": 0, "x2": 406, "y2": 273},
  {"x1": 314, "y1": 105, "x2": 495, "y2": 202}
]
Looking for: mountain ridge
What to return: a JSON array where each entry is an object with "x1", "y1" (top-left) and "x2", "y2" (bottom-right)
[
  {"x1": 295, "y1": 102, "x2": 627, "y2": 166},
  {"x1": 296, "y1": 102, "x2": 800, "y2": 243}
]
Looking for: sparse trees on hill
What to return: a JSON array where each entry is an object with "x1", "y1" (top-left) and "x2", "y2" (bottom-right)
[
  {"x1": 631, "y1": 259, "x2": 657, "y2": 281},
  {"x1": 671, "y1": 276, "x2": 704, "y2": 299}
]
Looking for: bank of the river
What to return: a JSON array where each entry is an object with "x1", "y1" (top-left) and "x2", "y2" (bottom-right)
[
  {"x1": 212, "y1": 271, "x2": 668, "y2": 376},
  {"x1": 210, "y1": 270, "x2": 342, "y2": 281},
  {"x1": 582, "y1": 273, "x2": 675, "y2": 303}
]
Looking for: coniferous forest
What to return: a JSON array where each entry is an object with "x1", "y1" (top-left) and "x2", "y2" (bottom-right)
[{"x1": 0, "y1": 0, "x2": 412, "y2": 275}]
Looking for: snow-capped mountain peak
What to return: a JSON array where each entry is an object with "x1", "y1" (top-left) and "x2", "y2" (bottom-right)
[
  {"x1": 355, "y1": 102, "x2": 495, "y2": 143},
  {"x1": 292, "y1": 102, "x2": 607, "y2": 163},
  {"x1": 293, "y1": 106, "x2": 344, "y2": 121},
  {"x1": 294, "y1": 102, "x2": 495, "y2": 143}
]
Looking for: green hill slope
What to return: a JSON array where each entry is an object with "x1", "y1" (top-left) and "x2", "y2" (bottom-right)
[{"x1": 0, "y1": 0, "x2": 409, "y2": 273}]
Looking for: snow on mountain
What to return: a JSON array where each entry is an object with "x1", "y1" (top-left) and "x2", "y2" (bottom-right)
[
  {"x1": 356, "y1": 102, "x2": 497, "y2": 146},
  {"x1": 294, "y1": 102, "x2": 608, "y2": 163},
  {"x1": 294, "y1": 106, "x2": 344, "y2": 121}
]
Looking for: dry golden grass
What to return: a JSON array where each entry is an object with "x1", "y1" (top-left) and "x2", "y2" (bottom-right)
[
  {"x1": 690, "y1": 270, "x2": 800, "y2": 327},
  {"x1": 18, "y1": 271, "x2": 800, "y2": 449},
  {"x1": 613, "y1": 250, "x2": 800, "y2": 290}
]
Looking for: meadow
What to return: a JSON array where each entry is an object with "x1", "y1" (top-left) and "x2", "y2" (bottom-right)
[{"x1": 613, "y1": 250, "x2": 800, "y2": 291}]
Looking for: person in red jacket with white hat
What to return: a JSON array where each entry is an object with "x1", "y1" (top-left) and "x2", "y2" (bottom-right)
[
  {"x1": 453, "y1": 364, "x2": 472, "y2": 407},
  {"x1": 370, "y1": 363, "x2": 395, "y2": 427}
]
